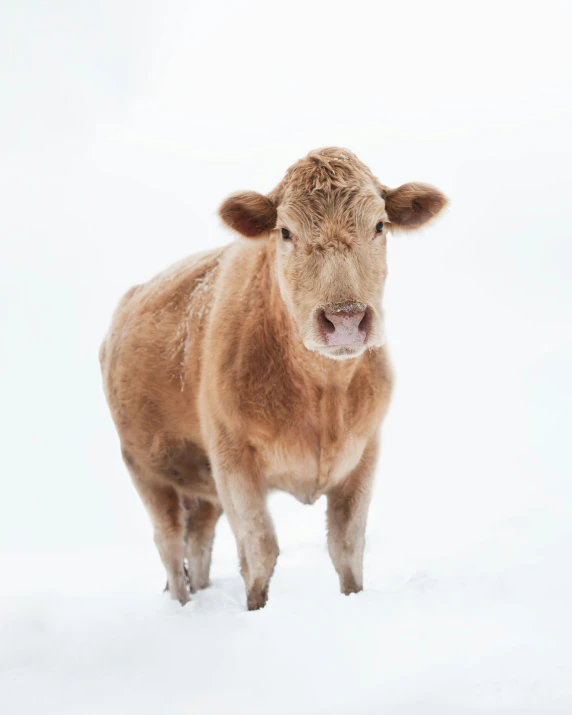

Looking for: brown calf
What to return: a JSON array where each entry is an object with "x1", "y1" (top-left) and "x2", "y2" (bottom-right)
[{"x1": 100, "y1": 148, "x2": 447, "y2": 610}]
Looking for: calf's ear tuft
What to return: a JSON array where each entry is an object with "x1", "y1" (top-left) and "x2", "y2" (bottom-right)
[
  {"x1": 385, "y1": 183, "x2": 448, "y2": 231},
  {"x1": 219, "y1": 191, "x2": 277, "y2": 238}
]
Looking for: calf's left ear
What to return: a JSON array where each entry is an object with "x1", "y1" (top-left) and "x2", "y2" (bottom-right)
[
  {"x1": 219, "y1": 191, "x2": 277, "y2": 238},
  {"x1": 384, "y1": 183, "x2": 448, "y2": 231}
]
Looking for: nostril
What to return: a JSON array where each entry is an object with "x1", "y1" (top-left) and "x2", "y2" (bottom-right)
[
  {"x1": 318, "y1": 310, "x2": 336, "y2": 334},
  {"x1": 358, "y1": 309, "x2": 371, "y2": 336}
]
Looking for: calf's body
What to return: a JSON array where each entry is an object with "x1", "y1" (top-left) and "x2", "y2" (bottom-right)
[{"x1": 100, "y1": 148, "x2": 446, "y2": 609}]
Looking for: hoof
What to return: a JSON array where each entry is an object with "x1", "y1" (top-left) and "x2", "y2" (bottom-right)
[
  {"x1": 341, "y1": 582, "x2": 363, "y2": 596},
  {"x1": 247, "y1": 584, "x2": 269, "y2": 611},
  {"x1": 164, "y1": 575, "x2": 190, "y2": 605},
  {"x1": 169, "y1": 587, "x2": 190, "y2": 606},
  {"x1": 340, "y1": 570, "x2": 362, "y2": 595}
]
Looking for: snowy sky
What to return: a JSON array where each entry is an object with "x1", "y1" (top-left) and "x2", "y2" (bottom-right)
[{"x1": 3, "y1": 0, "x2": 570, "y2": 551}]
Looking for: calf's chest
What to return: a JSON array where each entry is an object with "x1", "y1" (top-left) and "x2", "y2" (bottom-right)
[{"x1": 257, "y1": 389, "x2": 369, "y2": 504}]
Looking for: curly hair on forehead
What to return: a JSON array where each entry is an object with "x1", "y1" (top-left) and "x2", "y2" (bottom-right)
[{"x1": 273, "y1": 147, "x2": 377, "y2": 197}]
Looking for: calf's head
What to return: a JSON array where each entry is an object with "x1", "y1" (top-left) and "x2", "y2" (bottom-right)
[{"x1": 220, "y1": 148, "x2": 447, "y2": 360}]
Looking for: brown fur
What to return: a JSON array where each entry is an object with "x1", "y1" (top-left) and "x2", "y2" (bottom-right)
[
  {"x1": 100, "y1": 147, "x2": 447, "y2": 609},
  {"x1": 219, "y1": 191, "x2": 278, "y2": 237},
  {"x1": 384, "y1": 182, "x2": 447, "y2": 230}
]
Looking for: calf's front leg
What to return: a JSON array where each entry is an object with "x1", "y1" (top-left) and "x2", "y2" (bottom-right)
[
  {"x1": 210, "y1": 443, "x2": 278, "y2": 611},
  {"x1": 327, "y1": 438, "x2": 378, "y2": 595}
]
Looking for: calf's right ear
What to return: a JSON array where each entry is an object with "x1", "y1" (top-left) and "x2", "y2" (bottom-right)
[{"x1": 219, "y1": 191, "x2": 277, "y2": 238}]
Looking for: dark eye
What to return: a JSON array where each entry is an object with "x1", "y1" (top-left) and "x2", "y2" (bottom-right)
[
  {"x1": 375, "y1": 221, "x2": 384, "y2": 233},
  {"x1": 281, "y1": 228, "x2": 292, "y2": 240}
]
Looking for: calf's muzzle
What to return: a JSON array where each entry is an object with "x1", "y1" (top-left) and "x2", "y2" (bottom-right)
[{"x1": 317, "y1": 302, "x2": 371, "y2": 347}]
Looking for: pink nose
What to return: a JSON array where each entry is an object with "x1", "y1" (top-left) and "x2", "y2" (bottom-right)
[{"x1": 318, "y1": 308, "x2": 369, "y2": 346}]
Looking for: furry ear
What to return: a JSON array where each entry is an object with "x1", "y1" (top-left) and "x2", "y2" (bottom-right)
[
  {"x1": 219, "y1": 191, "x2": 277, "y2": 238},
  {"x1": 385, "y1": 183, "x2": 448, "y2": 231}
]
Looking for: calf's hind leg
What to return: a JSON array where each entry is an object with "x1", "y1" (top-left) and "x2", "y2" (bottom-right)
[
  {"x1": 183, "y1": 498, "x2": 222, "y2": 592},
  {"x1": 130, "y1": 473, "x2": 189, "y2": 605}
]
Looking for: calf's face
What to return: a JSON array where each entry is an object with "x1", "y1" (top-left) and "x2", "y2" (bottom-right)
[{"x1": 220, "y1": 148, "x2": 447, "y2": 360}]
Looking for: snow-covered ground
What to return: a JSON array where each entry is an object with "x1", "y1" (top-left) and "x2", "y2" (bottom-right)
[
  {"x1": 2, "y1": 1, "x2": 572, "y2": 712},
  {"x1": 2, "y1": 490, "x2": 572, "y2": 713}
]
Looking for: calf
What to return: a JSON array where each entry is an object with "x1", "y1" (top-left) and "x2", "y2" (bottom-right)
[{"x1": 100, "y1": 148, "x2": 447, "y2": 610}]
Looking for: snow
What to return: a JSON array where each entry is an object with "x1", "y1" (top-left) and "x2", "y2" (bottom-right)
[
  {"x1": 2, "y1": 498, "x2": 572, "y2": 713},
  {"x1": 2, "y1": 0, "x2": 572, "y2": 712}
]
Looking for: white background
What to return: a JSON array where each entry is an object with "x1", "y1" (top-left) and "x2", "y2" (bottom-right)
[{"x1": 1, "y1": 1, "x2": 571, "y2": 713}]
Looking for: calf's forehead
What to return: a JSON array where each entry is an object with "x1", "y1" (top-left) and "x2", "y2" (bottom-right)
[
  {"x1": 274, "y1": 149, "x2": 387, "y2": 234},
  {"x1": 278, "y1": 185, "x2": 386, "y2": 234}
]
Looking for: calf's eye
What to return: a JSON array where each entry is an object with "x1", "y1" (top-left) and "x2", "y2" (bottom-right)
[
  {"x1": 281, "y1": 228, "x2": 292, "y2": 240},
  {"x1": 375, "y1": 221, "x2": 384, "y2": 233}
]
